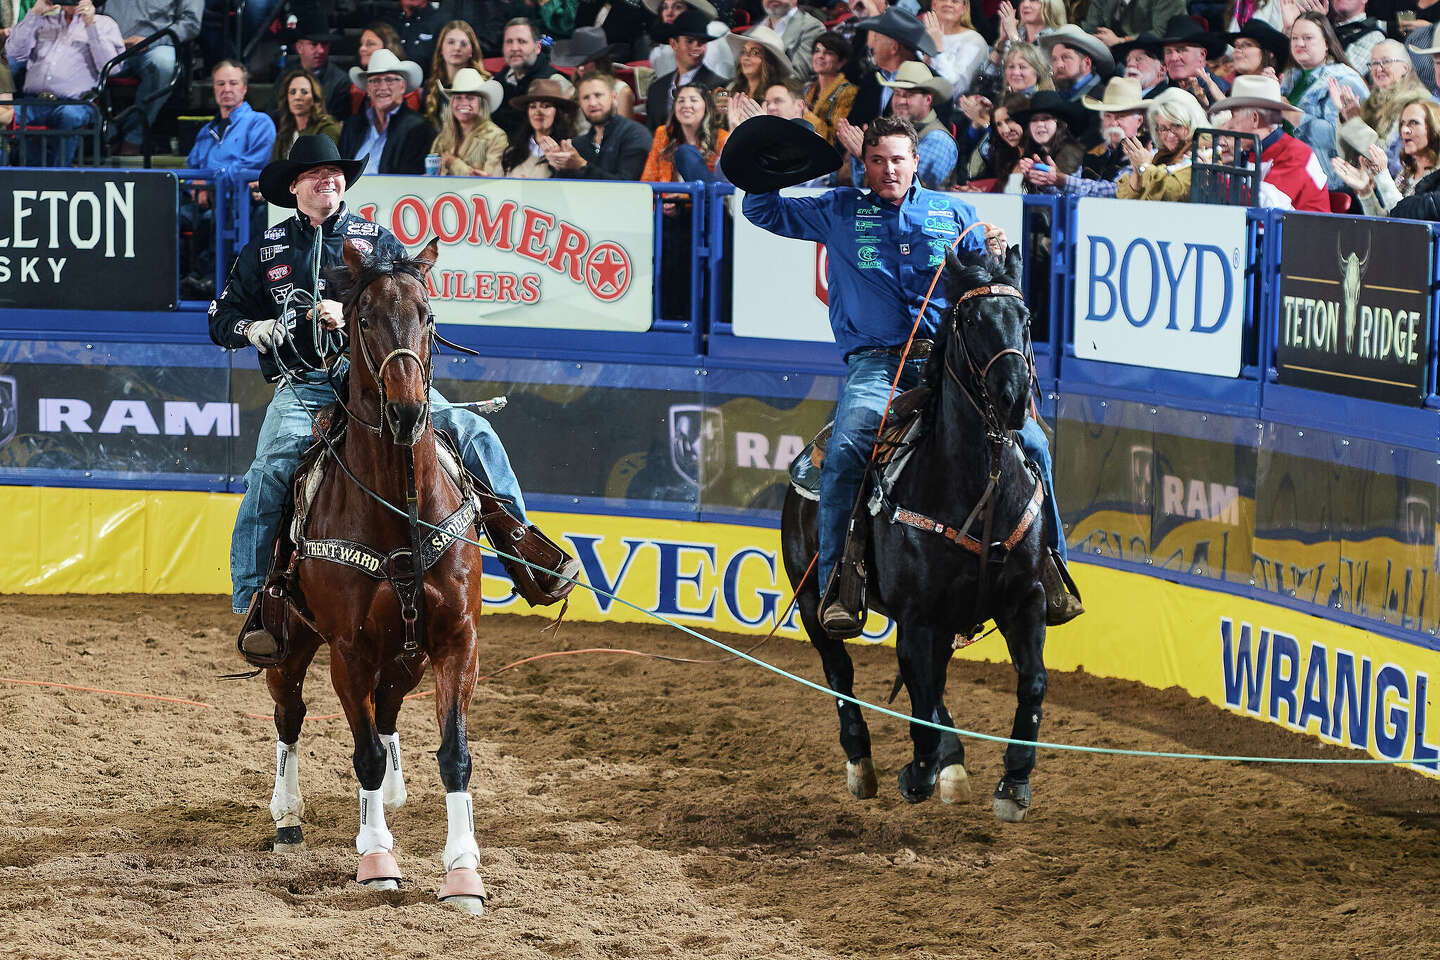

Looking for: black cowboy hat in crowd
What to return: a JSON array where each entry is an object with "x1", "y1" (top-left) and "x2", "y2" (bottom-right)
[
  {"x1": 655, "y1": 6, "x2": 724, "y2": 43},
  {"x1": 1157, "y1": 13, "x2": 1227, "y2": 59},
  {"x1": 280, "y1": 11, "x2": 330, "y2": 45},
  {"x1": 852, "y1": 7, "x2": 939, "y2": 58},
  {"x1": 1225, "y1": 17, "x2": 1290, "y2": 65},
  {"x1": 720, "y1": 114, "x2": 841, "y2": 193},
  {"x1": 1110, "y1": 32, "x2": 1163, "y2": 64},
  {"x1": 1009, "y1": 89, "x2": 1087, "y2": 131},
  {"x1": 258, "y1": 135, "x2": 368, "y2": 208},
  {"x1": 550, "y1": 25, "x2": 629, "y2": 67}
]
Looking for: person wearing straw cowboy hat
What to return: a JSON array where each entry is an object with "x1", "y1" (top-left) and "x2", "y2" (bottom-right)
[
  {"x1": 645, "y1": 4, "x2": 729, "y2": 130},
  {"x1": 428, "y1": 67, "x2": 507, "y2": 175},
  {"x1": 1040, "y1": 24, "x2": 1113, "y2": 104},
  {"x1": 217, "y1": 134, "x2": 581, "y2": 663},
  {"x1": 846, "y1": 6, "x2": 937, "y2": 126},
  {"x1": 1207, "y1": 73, "x2": 1329, "y2": 211},
  {"x1": 1022, "y1": 74, "x2": 1151, "y2": 192},
  {"x1": 755, "y1": 0, "x2": 827, "y2": 78},
  {"x1": 338, "y1": 48, "x2": 435, "y2": 174},
  {"x1": 730, "y1": 113, "x2": 1081, "y2": 635},
  {"x1": 872, "y1": 60, "x2": 956, "y2": 188},
  {"x1": 725, "y1": 24, "x2": 795, "y2": 121}
]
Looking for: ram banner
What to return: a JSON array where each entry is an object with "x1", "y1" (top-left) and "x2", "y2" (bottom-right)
[
  {"x1": 339, "y1": 177, "x2": 654, "y2": 331},
  {"x1": 1073, "y1": 198, "x2": 1248, "y2": 377},
  {"x1": 728, "y1": 190, "x2": 1025, "y2": 343}
]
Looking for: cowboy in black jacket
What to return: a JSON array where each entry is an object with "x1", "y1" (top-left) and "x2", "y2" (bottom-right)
[{"x1": 645, "y1": 6, "x2": 726, "y2": 130}]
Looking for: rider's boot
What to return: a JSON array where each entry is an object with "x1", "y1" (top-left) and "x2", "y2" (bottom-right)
[
  {"x1": 480, "y1": 505, "x2": 581, "y2": 606},
  {"x1": 820, "y1": 525, "x2": 868, "y2": 640},
  {"x1": 1040, "y1": 547, "x2": 1084, "y2": 626},
  {"x1": 236, "y1": 576, "x2": 287, "y2": 667}
]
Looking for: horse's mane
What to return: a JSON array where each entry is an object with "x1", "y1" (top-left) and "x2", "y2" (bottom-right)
[{"x1": 325, "y1": 252, "x2": 429, "y2": 307}]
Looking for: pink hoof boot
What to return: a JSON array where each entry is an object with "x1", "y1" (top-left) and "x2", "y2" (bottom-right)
[
  {"x1": 438, "y1": 867, "x2": 487, "y2": 915},
  {"x1": 357, "y1": 850, "x2": 402, "y2": 886}
]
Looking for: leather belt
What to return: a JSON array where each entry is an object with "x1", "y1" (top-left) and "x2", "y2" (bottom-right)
[{"x1": 852, "y1": 340, "x2": 934, "y2": 362}]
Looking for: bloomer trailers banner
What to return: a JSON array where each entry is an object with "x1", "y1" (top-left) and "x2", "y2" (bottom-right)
[
  {"x1": 335, "y1": 177, "x2": 653, "y2": 331},
  {"x1": 0, "y1": 169, "x2": 177, "y2": 310},
  {"x1": 727, "y1": 189, "x2": 1024, "y2": 342},
  {"x1": 1275, "y1": 214, "x2": 1431, "y2": 406},
  {"x1": 1073, "y1": 198, "x2": 1248, "y2": 377}
]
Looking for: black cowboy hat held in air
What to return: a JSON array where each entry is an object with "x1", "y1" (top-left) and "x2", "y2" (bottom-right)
[
  {"x1": 720, "y1": 115, "x2": 842, "y2": 193},
  {"x1": 258, "y1": 135, "x2": 369, "y2": 208}
]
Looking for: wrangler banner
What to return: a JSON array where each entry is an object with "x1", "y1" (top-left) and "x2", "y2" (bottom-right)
[
  {"x1": 337, "y1": 177, "x2": 654, "y2": 331},
  {"x1": 1276, "y1": 213, "x2": 1431, "y2": 406}
]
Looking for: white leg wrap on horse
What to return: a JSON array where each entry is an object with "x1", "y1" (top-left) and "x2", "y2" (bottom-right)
[
  {"x1": 379, "y1": 732, "x2": 407, "y2": 809},
  {"x1": 269, "y1": 740, "x2": 304, "y2": 827},
  {"x1": 442, "y1": 792, "x2": 480, "y2": 871},
  {"x1": 356, "y1": 787, "x2": 394, "y2": 855}
]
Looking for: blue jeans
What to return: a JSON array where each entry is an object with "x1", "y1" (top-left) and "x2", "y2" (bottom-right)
[
  {"x1": 19, "y1": 102, "x2": 96, "y2": 166},
  {"x1": 112, "y1": 45, "x2": 177, "y2": 146},
  {"x1": 817, "y1": 349, "x2": 1064, "y2": 595},
  {"x1": 230, "y1": 372, "x2": 528, "y2": 613}
]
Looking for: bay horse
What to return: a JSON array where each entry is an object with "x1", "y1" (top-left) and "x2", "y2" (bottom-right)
[
  {"x1": 263, "y1": 238, "x2": 488, "y2": 913},
  {"x1": 780, "y1": 245, "x2": 1049, "y2": 823}
]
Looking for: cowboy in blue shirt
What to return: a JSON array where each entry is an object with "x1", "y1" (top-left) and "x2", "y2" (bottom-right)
[{"x1": 742, "y1": 115, "x2": 1081, "y2": 634}]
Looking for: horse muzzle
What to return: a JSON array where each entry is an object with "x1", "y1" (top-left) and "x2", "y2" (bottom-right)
[{"x1": 385, "y1": 401, "x2": 429, "y2": 446}]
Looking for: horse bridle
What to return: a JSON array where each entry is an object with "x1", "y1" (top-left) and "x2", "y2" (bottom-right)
[{"x1": 944, "y1": 283, "x2": 1038, "y2": 449}]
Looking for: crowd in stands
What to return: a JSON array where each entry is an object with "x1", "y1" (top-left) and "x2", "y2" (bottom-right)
[{"x1": 7, "y1": 0, "x2": 1440, "y2": 223}]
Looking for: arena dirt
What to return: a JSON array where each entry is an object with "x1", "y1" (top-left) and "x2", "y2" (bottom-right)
[{"x1": 1, "y1": 594, "x2": 1437, "y2": 960}]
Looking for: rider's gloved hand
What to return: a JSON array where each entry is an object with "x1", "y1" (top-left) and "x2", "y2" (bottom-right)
[{"x1": 244, "y1": 318, "x2": 287, "y2": 354}]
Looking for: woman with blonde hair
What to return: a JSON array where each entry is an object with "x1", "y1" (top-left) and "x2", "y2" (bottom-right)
[
  {"x1": 424, "y1": 21, "x2": 489, "y2": 130},
  {"x1": 1333, "y1": 98, "x2": 1440, "y2": 215},
  {"x1": 1116, "y1": 87, "x2": 1209, "y2": 202},
  {"x1": 924, "y1": 0, "x2": 989, "y2": 93},
  {"x1": 429, "y1": 69, "x2": 506, "y2": 176},
  {"x1": 1334, "y1": 39, "x2": 1431, "y2": 171},
  {"x1": 270, "y1": 69, "x2": 341, "y2": 161}
]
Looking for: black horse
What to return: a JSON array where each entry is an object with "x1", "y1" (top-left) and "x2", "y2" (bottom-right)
[{"x1": 780, "y1": 244, "x2": 1048, "y2": 823}]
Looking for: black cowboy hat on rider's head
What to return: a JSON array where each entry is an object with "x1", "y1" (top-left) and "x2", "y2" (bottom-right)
[
  {"x1": 1157, "y1": 13, "x2": 1226, "y2": 59},
  {"x1": 1009, "y1": 89, "x2": 1086, "y2": 132},
  {"x1": 720, "y1": 114, "x2": 841, "y2": 193},
  {"x1": 258, "y1": 135, "x2": 368, "y2": 208}
]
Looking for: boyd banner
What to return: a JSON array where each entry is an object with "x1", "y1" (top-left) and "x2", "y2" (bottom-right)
[
  {"x1": 340, "y1": 177, "x2": 653, "y2": 331},
  {"x1": 1073, "y1": 198, "x2": 1248, "y2": 377},
  {"x1": 0, "y1": 169, "x2": 177, "y2": 311},
  {"x1": 728, "y1": 189, "x2": 1024, "y2": 342},
  {"x1": 1275, "y1": 213, "x2": 1431, "y2": 406}
]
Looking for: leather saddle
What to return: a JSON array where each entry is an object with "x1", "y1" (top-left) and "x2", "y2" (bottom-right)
[{"x1": 789, "y1": 386, "x2": 931, "y2": 501}]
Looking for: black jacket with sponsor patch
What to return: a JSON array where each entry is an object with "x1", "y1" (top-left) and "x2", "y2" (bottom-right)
[{"x1": 208, "y1": 203, "x2": 405, "y2": 382}]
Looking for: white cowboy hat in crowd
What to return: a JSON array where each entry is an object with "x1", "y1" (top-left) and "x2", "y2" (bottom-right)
[
  {"x1": 643, "y1": 0, "x2": 719, "y2": 16},
  {"x1": 350, "y1": 48, "x2": 424, "y2": 95},
  {"x1": 1081, "y1": 76, "x2": 1147, "y2": 112},
  {"x1": 1409, "y1": 38, "x2": 1440, "y2": 55},
  {"x1": 877, "y1": 60, "x2": 953, "y2": 102},
  {"x1": 1041, "y1": 24, "x2": 1115, "y2": 76},
  {"x1": 441, "y1": 68, "x2": 503, "y2": 114},
  {"x1": 727, "y1": 24, "x2": 793, "y2": 75},
  {"x1": 1207, "y1": 74, "x2": 1296, "y2": 117}
]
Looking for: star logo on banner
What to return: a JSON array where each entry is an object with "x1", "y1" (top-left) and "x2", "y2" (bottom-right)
[{"x1": 585, "y1": 243, "x2": 631, "y2": 302}]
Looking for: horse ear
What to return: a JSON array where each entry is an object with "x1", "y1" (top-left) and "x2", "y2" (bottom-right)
[
  {"x1": 1004, "y1": 243, "x2": 1023, "y2": 287},
  {"x1": 341, "y1": 238, "x2": 366, "y2": 275},
  {"x1": 414, "y1": 236, "x2": 441, "y2": 278},
  {"x1": 943, "y1": 248, "x2": 967, "y2": 301}
]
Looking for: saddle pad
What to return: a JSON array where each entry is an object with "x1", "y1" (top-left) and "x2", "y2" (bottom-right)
[{"x1": 787, "y1": 386, "x2": 931, "y2": 502}]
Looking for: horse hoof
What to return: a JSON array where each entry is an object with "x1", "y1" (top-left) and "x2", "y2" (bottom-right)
[
  {"x1": 938, "y1": 764, "x2": 972, "y2": 805},
  {"x1": 897, "y1": 761, "x2": 937, "y2": 804},
  {"x1": 992, "y1": 778, "x2": 1031, "y2": 823},
  {"x1": 846, "y1": 758, "x2": 877, "y2": 799},
  {"x1": 357, "y1": 850, "x2": 402, "y2": 889},
  {"x1": 438, "y1": 867, "x2": 487, "y2": 916},
  {"x1": 273, "y1": 825, "x2": 306, "y2": 853}
]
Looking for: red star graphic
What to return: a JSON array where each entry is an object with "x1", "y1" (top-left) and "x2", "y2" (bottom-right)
[{"x1": 586, "y1": 245, "x2": 630, "y2": 301}]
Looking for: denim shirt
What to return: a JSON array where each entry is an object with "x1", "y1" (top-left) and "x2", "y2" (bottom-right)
[{"x1": 742, "y1": 184, "x2": 986, "y2": 358}]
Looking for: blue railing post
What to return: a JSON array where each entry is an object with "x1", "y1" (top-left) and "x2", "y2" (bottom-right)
[
  {"x1": 688, "y1": 180, "x2": 706, "y2": 355},
  {"x1": 211, "y1": 168, "x2": 229, "y2": 295}
]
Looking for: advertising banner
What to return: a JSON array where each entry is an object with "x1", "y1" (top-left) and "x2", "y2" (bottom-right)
[
  {"x1": 0, "y1": 170, "x2": 177, "y2": 311},
  {"x1": 339, "y1": 177, "x2": 654, "y2": 331},
  {"x1": 1275, "y1": 214, "x2": 1431, "y2": 406},
  {"x1": 728, "y1": 189, "x2": 1024, "y2": 343},
  {"x1": 1072, "y1": 198, "x2": 1248, "y2": 377}
]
